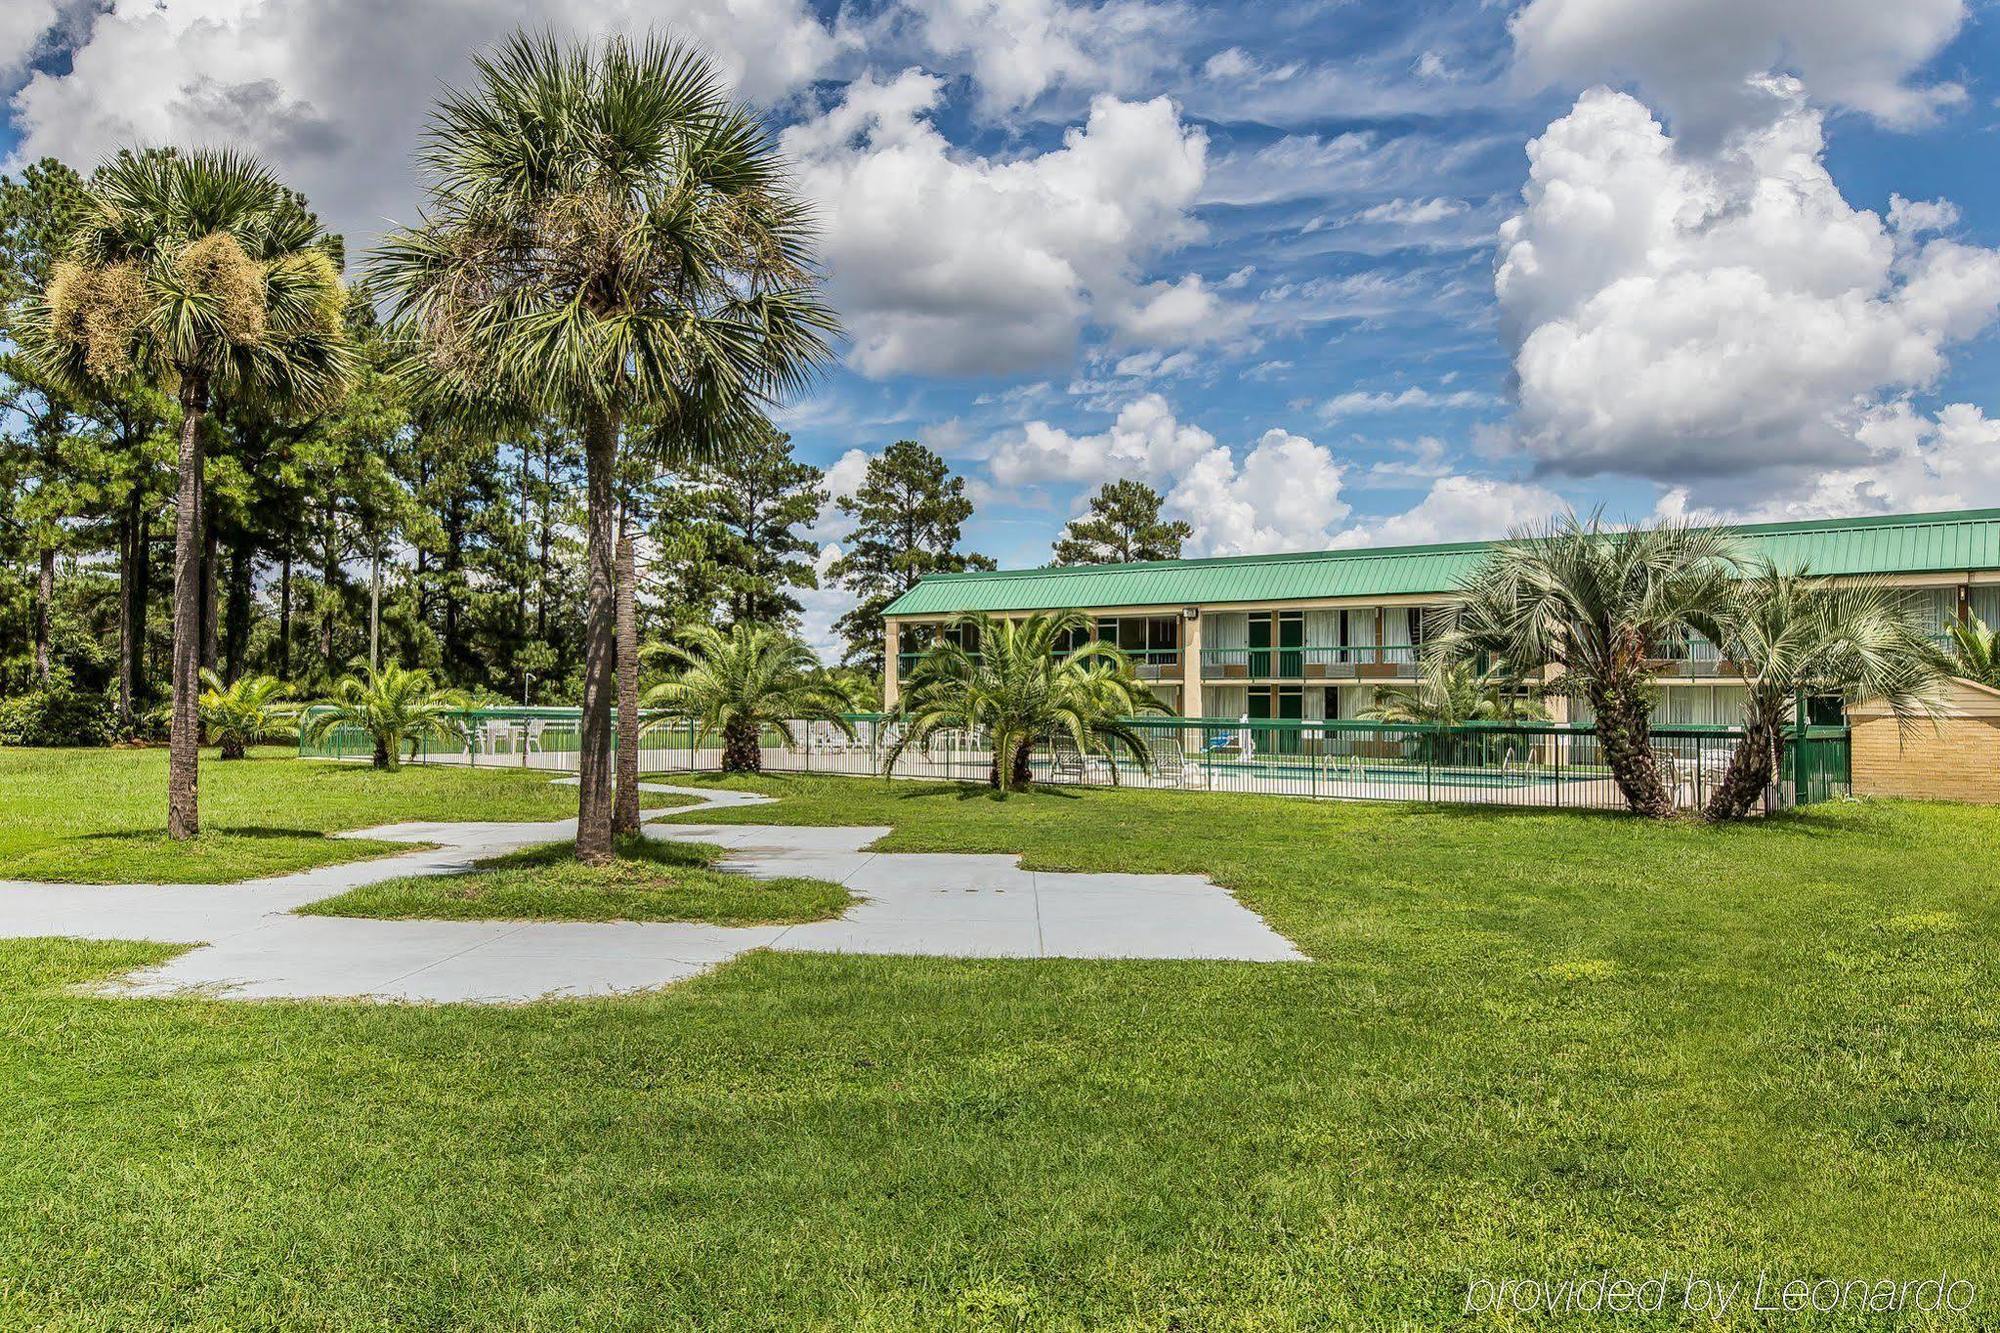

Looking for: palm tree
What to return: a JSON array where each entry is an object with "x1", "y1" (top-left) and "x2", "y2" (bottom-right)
[
  {"x1": 888, "y1": 612, "x2": 1167, "y2": 792},
  {"x1": 1440, "y1": 514, "x2": 1738, "y2": 818},
  {"x1": 1944, "y1": 613, "x2": 2000, "y2": 688},
  {"x1": 642, "y1": 623, "x2": 853, "y2": 773},
  {"x1": 1703, "y1": 564, "x2": 1944, "y2": 821},
  {"x1": 1361, "y1": 658, "x2": 1548, "y2": 767},
  {"x1": 373, "y1": 31, "x2": 837, "y2": 864},
  {"x1": 197, "y1": 670, "x2": 296, "y2": 759},
  {"x1": 1360, "y1": 658, "x2": 1548, "y2": 727},
  {"x1": 22, "y1": 150, "x2": 351, "y2": 837},
  {"x1": 299, "y1": 661, "x2": 471, "y2": 771}
]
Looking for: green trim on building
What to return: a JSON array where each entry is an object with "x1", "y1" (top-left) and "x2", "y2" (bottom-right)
[{"x1": 884, "y1": 508, "x2": 2000, "y2": 617}]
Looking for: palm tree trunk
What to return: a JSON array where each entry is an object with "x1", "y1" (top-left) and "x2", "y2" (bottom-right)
[
  {"x1": 721, "y1": 715, "x2": 761, "y2": 773},
  {"x1": 1589, "y1": 681, "x2": 1674, "y2": 818},
  {"x1": 575, "y1": 404, "x2": 620, "y2": 864},
  {"x1": 168, "y1": 377, "x2": 209, "y2": 840},
  {"x1": 374, "y1": 736, "x2": 392, "y2": 770},
  {"x1": 220, "y1": 736, "x2": 246, "y2": 761},
  {"x1": 1010, "y1": 738, "x2": 1034, "y2": 791},
  {"x1": 1703, "y1": 723, "x2": 1773, "y2": 821},
  {"x1": 613, "y1": 527, "x2": 641, "y2": 836}
]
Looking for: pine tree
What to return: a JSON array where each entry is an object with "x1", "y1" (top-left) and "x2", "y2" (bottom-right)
[
  {"x1": 0, "y1": 160, "x2": 91, "y2": 683},
  {"x1": 646, "y1": 420, "x2": 826, "y2": 628},
  {"x1": 828, "y1": 440, "x2": 993, "y2": 671},
  {"x1": 1051, "y1": 478, "x2": 1191, "y2": 566}
]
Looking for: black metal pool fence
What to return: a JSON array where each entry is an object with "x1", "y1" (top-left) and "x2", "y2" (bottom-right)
[{"x1": 299, "y1": 708, "x2": 1852, "y2": 814}]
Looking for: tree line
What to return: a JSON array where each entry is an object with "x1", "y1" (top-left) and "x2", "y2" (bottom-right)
[{"x1": 0, "y1": 33, "x2": 969, "y2": 860}]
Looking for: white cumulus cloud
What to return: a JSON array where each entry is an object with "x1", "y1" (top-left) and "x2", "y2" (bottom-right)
[
  {"x1": 782, "y1": 70, "x2": 1223, "y2": 378},
  {"x1": 1656, "y1": 401, "x2": 2000, "y2": 523},
  {"x1": 0, "y1": 0, "x2": 60, "y2": 75},
  {"x1": 1510, "y1": 0, "x2": 1968, "y2": 140},
  {"x1": 1495, "y1": 84, "x2": 2000, "y2": 485},
  {"x1": 988, "y1": 392, "x2": 1215, "y2": 489},
  {"x1": 989, "y1": 397, "x2": 1352, "y2": 556},
  {"x1": 1165, "y1": 427, "x2": 1351, "y2": 556},
  {"x1": 5, "y1": 0, "x2": 838, "y2": 248},
  {"x1": 905, "y1": 0, "x2": 1185, "y2": 112},
  {"x1": 1330, "y1": 476, "x2": 1569, "y2": 548}
]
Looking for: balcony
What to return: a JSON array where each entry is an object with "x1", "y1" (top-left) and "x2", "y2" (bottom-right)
[
  {"x1": 1201, "y1": 645, "x2": 1420, "y2": 682},
  {"x1": 898, "y1": 647, "x2": 1180, "y2": 679},
  {"x1": 1120, "y1": 648, "x2": 1181, "y2": 680}
]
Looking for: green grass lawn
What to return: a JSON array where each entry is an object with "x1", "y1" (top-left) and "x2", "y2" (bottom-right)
[
  {"x1": 0, "y1": 747, "x2": 678, "y2": 884},
  {"x1": 301, "y1": 834, "x2": 853, "y2": 924},
  {"x1": 4, "y1": 765, "x2": 1999, "y2": 1327}
]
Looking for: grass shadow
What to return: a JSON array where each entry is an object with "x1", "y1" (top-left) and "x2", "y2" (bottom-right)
[
  {"x1": 485, "y1": 834, "x2": 724, "y2": 872},
  {"x1": 73, "y1": 826, "x2": 330, "y2": 846}
]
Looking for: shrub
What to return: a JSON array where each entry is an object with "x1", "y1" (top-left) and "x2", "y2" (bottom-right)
[{"x1": 0, "y1": 671, "x2": 116, "y2": 747}]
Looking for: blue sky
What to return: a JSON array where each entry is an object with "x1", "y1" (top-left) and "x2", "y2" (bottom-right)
[{"x1": 7, "y1": 0, "x2": 2000, "y2": 650}]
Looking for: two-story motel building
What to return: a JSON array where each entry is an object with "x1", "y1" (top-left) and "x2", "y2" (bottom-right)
[{"x1": 881, "y1": 508, "x2": 2000, "y2": 729}]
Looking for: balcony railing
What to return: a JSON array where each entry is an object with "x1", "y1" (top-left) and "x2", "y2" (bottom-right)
[
  {"x1": 899, "y1": 646, "x2": 1180, "y2": 678},
  {"x1": 1111, "y1": 647, "x2": 1181, "y2": 679},
  {"x1": 1201, "y1": 644, "x2": 1420, "y2": 681}
]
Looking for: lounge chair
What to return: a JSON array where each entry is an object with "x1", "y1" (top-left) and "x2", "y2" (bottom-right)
[
  {"x1": 1048, "y1": 732, "x2": 1111, "y2": 784},
  {"x1": 1202, "y1": 716, "x2": 1258, "y2": 761},
  {"x1": 1145, "y1": 733, "x2": 1196, "y2": 787}
]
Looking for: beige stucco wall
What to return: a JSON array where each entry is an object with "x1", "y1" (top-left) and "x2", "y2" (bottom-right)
[{"x1": 1851, "y1": 678, "x2": 2000, "y2": 804}]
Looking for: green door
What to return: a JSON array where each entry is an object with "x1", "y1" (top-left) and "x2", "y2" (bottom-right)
[
  {"x1": 1278, "y1": 612, "x2": 1303, "y2": 679},
  {"x1": 1275, "y1": 685, "x2": 1303, "y2": 755},
  {"x1": 1249, "y1": 614, "x2": 1272, "y2": 678}
]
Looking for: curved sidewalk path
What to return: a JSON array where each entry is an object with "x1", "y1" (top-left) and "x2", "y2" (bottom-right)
[{"x1": 0, "y1": 783, "x2": 1304, "y2": 1003}]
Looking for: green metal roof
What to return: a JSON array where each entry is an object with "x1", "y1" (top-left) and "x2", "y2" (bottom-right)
[{"x1": 883, "y1": 507, "x2": 2000, "y2": 617}]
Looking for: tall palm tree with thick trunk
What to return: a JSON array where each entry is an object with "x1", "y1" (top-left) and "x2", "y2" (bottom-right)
[
  {"x1": 1703, "y1": 564, "x2": 1943, "y2": 821},
  {"x1": 22, "y1": 150, "x2": 351, "y2": 837},
  {"x1": 374, "y1": 31, "x2": 837, "y2": 863},
  {"x1": 1440, "y1": 515, "x2": 1737, "y2": 818}
]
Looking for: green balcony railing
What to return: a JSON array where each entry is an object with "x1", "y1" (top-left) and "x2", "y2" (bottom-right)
[
  {"x1": 1201, "y1": 644, "x2": 1420, "y2": 680},
  {"x1": 901, "y1": 646, "x2": 1181, "y2": 678}
]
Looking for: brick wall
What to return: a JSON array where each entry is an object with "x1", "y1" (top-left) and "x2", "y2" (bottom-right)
[{"x1": 1851, "y1": 680, "x2": 2000, "y2": 803}]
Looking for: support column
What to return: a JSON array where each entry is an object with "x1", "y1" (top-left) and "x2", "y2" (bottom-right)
[
  {"x1": 1180, "y1": 610, "x2": 1202, "y2": 718},
  {"x1": 883, "y1": 617, "x2": 901, "y2": 709}
]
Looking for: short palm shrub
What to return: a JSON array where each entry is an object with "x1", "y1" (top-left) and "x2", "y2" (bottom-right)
[
  {"x1": 197, "y1": 671, "x2": 297, "y2": 759},
  {"x1": 642, "y1": 624, "x2": 853, "y2": 773},
  {"x1": 1361, "y1": 658, "x2": 1546, "y2": 727},
  {"x1": 1361, "y1": 658, "x2": 1547, "y2": 765},
  {"x1": 300, "y1": 662, "x2": 470, "y2": 771},
  {"x1": 889, "y1": 611, "x2": 1167, "y2": 792},
  {"x1": 1944, "y1": 613, "x2": 2000, "y2": 688},
  {"x1": 1702, "y1": 564, "x2": 1944, "y2": 820}
]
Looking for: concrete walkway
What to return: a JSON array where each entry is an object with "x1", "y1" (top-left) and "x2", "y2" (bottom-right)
[{"x1": 0, "y1": 782, "x2": 1305, "y2": 1003}]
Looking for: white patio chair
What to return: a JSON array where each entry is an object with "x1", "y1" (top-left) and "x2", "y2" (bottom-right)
[
  {"x1": 1144, "y1": 733, "x2": 1196, "y2": 788},
  {"x1": 1048, "y1": 732, "x2": 1092, "y2": 784}
]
